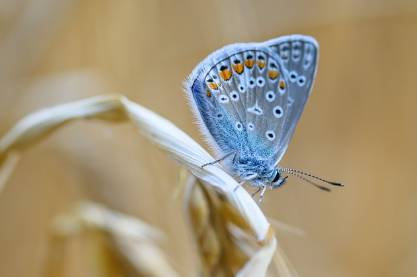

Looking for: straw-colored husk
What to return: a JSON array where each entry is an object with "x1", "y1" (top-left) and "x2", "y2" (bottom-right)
[
  {"x1": 185, "y1": 177, "x2": 276, "y2": 276},
  {"x1": 0, "y1": 95, "x2": 292, "y2": 276},
  {"x1": 44, "y1": 201, "x2": 178, "y2": 277}
]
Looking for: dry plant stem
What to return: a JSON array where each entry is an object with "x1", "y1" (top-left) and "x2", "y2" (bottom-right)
[
  {"x1": 186, "y1": 178, "x2": 279, "y2": 276},
  {"x1": 48, "y1": 201, "x2": 178, "y2": 277},
  {"x1": 0, "y1": 95, "x2": 281, "y2": 275}
]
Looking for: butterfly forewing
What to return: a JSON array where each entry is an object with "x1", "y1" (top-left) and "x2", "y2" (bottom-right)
[
  {"x1": 265, "y1": 35, "x2": 319, "y2": 162},
  {"x1": 186, "y1": 43, "x2": 290, "y2": 170}
]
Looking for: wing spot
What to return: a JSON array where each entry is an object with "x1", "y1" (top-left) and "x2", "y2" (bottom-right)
[
  {"x1": 257, "y1": 54, "x2": 266, "y2": 69},
  {"x1": 219, "y1": 65, "x2": 232, "y2": 81},
  {"x1": 265, "y1": 90, "x2": 275, "y2": 102},
  {"x1": 238, "y1": 84, "x2": 246, "y2": 93},
  {"x1": 247, "y1": 101, "x2": 263, "y2": 115},
  {"x1": 289, "y1": 71, "x2": 298, "y2": 83},
  {"x1": 244, "y1": 53, "x2": 255, "y2": 68},
  {"x1": 278, "y1": 79, "x2": 286, "y2": 95},
  {"x1": 235, "y1": 122, "x2": 243, "y2": 131},
  {"x1": 292, "y1": 41, "x2": 302, "y2": 62},
  {"x1": 218, "y1": 94, "x2": 229, "y2": 104},
  {"x1": 297, "y1": 76, "x2": 306, "y2": 87},
  {"x1": 247, "y1": 123, "x2": 255, "y2": 131},
  {"x1": 273, "y1": 106, "x2": 284, "y2": 118},
  {"x1": 216, "y1": 112, "x2": 224, "y2": 119},
  {"x1": 256, "y1": 77, "x2": 265, "y2": 87},
  {"x1": 248, "y1": 77, "x2": 256, "y2": 88},
  {"x1": 230, "y1": 91, "x2": 239, "y2": 101},
  {"x1": 268, "y1": 70, "x2": 279, "y2": 80},
  {"x1": 265, "y1": 130, "x2": 276, "y2": 141},
  {"x1": 279, "y1": 43, "x2": 290, "y2": 62}
]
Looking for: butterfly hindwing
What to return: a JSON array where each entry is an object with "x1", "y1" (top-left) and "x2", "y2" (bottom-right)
[
  {"x1": 265, "y1": 35, "x2": 319, "y2": 162},
  {"x1": 186, "y1": 43, "x2": 290, "y2": 169}
]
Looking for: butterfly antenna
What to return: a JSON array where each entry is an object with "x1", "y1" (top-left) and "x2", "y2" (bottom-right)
[
  {"x1": 285, "y1": 171, "x2": 331, "y2": 191},
  {"x1": 279, "y1": 168, "x2": 343, "y2": 187}
]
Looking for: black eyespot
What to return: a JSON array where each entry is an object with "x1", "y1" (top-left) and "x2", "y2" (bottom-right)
[
  {"x1": 270, "y1": 63, "x2": 277, "y2": 68},
  {"x1": 290, "y1": 73, "x2": 296, "y2": 79},
  {"x1": 233, "y1": 59, "x2": 240, "y2": 64},
  {"x1": 246, "y1": 54, "x2": 253, "y2": 59},
  {"x1": 235, "y1": 122, "x2": 243, "y2": 131},
  {"x1": 217, "y1": 113, "x2": 223, "y2": 118},
  {"x1": 258, "y1": 79, "x2": 264, "y2": 85},
  {"x1": 257, "y1": 55, "x2": 265, "y2": 60},
  {"x1": 220, "y1": 65, "x2": 228, "y2": 71},
  {"x1": 249, "y1": 80, "x2": 254, "y2": 85},
  {"x1": 265, "y1": 130, "x2": 276, "y2": 141},
  {"x1": 207, "y1": 78, "x2": 213, "y2": 82}
]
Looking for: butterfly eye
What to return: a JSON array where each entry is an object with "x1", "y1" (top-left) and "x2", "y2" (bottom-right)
[
  {"x1": 273, "y1": 106, "x2": 283, "y2": 118},
  {"x1": 265, "y1": 130, "x2": 276, "y2": 141},
  {"x1": 265, "y1": 91, "x2": 275, "y2": 102}
]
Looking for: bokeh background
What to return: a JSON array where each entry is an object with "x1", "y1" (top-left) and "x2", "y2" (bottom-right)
[{"x1": 1, "y1": 0, "x2": 417, "y2": 276}]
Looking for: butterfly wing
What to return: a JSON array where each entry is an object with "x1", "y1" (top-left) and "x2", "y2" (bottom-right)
[
  {"x1": 265, "y1": 35, "x2": 319, "y2": 162},
  {"x1": 185, "y1": 43, "x2": 289, "y2": 170}
]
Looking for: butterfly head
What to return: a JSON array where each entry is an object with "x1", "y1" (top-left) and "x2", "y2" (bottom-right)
[{"x1": 270, "y1": 168, "x2": 288, "y2": 189}]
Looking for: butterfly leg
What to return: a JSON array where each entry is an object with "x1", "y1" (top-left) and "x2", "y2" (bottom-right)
[
  {"x1": 259, "y1": 186, "x2": 268, "y2": 202},
  {"x1": 201, "y1": 151, "x2": 236, "y2": 168},
  {"x1": 251, "y1": 187, "x2": 261, "y2": 197}
]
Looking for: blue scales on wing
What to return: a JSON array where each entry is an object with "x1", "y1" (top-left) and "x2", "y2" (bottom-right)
[{"x1": 185, "y1": 43, "x2": 290, "y2": 175}]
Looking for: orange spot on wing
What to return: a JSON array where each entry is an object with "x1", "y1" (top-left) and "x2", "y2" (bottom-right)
[
  {"x1": 233, "y1": 64, "x2": 244, "y2": 74},
  {"x1": 208, "y1": 82, "x2": 219, "y2": 90},
  {"x1": 245, "y1": 59, "x2": 254, "y2": 68},
  {"x1": 206, "y1": 90, "x2": 212, "y2": 97},
  {"x1": 257, "y1": 61, "x2": 266, "y2": 69},
  {"x1": 279, "y1": 79, "x2": 286, "y2": 90},
  {"x1": 268, "y1": 70, "x2": 279, "y2": 80},
  {"x1": 219, "y1": 69, "x2": 232, "y2": 81}
]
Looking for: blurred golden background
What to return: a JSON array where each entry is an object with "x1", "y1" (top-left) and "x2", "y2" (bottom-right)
[{"x1": 1, "y1": 0, "x2": 417, "y2": 276}]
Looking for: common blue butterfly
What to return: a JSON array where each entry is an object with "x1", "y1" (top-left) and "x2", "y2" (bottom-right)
[{"x1": 185, "y1": 35, "x2": 341, "y2": 199}]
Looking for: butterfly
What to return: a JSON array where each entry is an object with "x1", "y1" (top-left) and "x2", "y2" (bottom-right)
[{"x1": 185, "y1": 35, "x2": 342, "y2": 200}]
